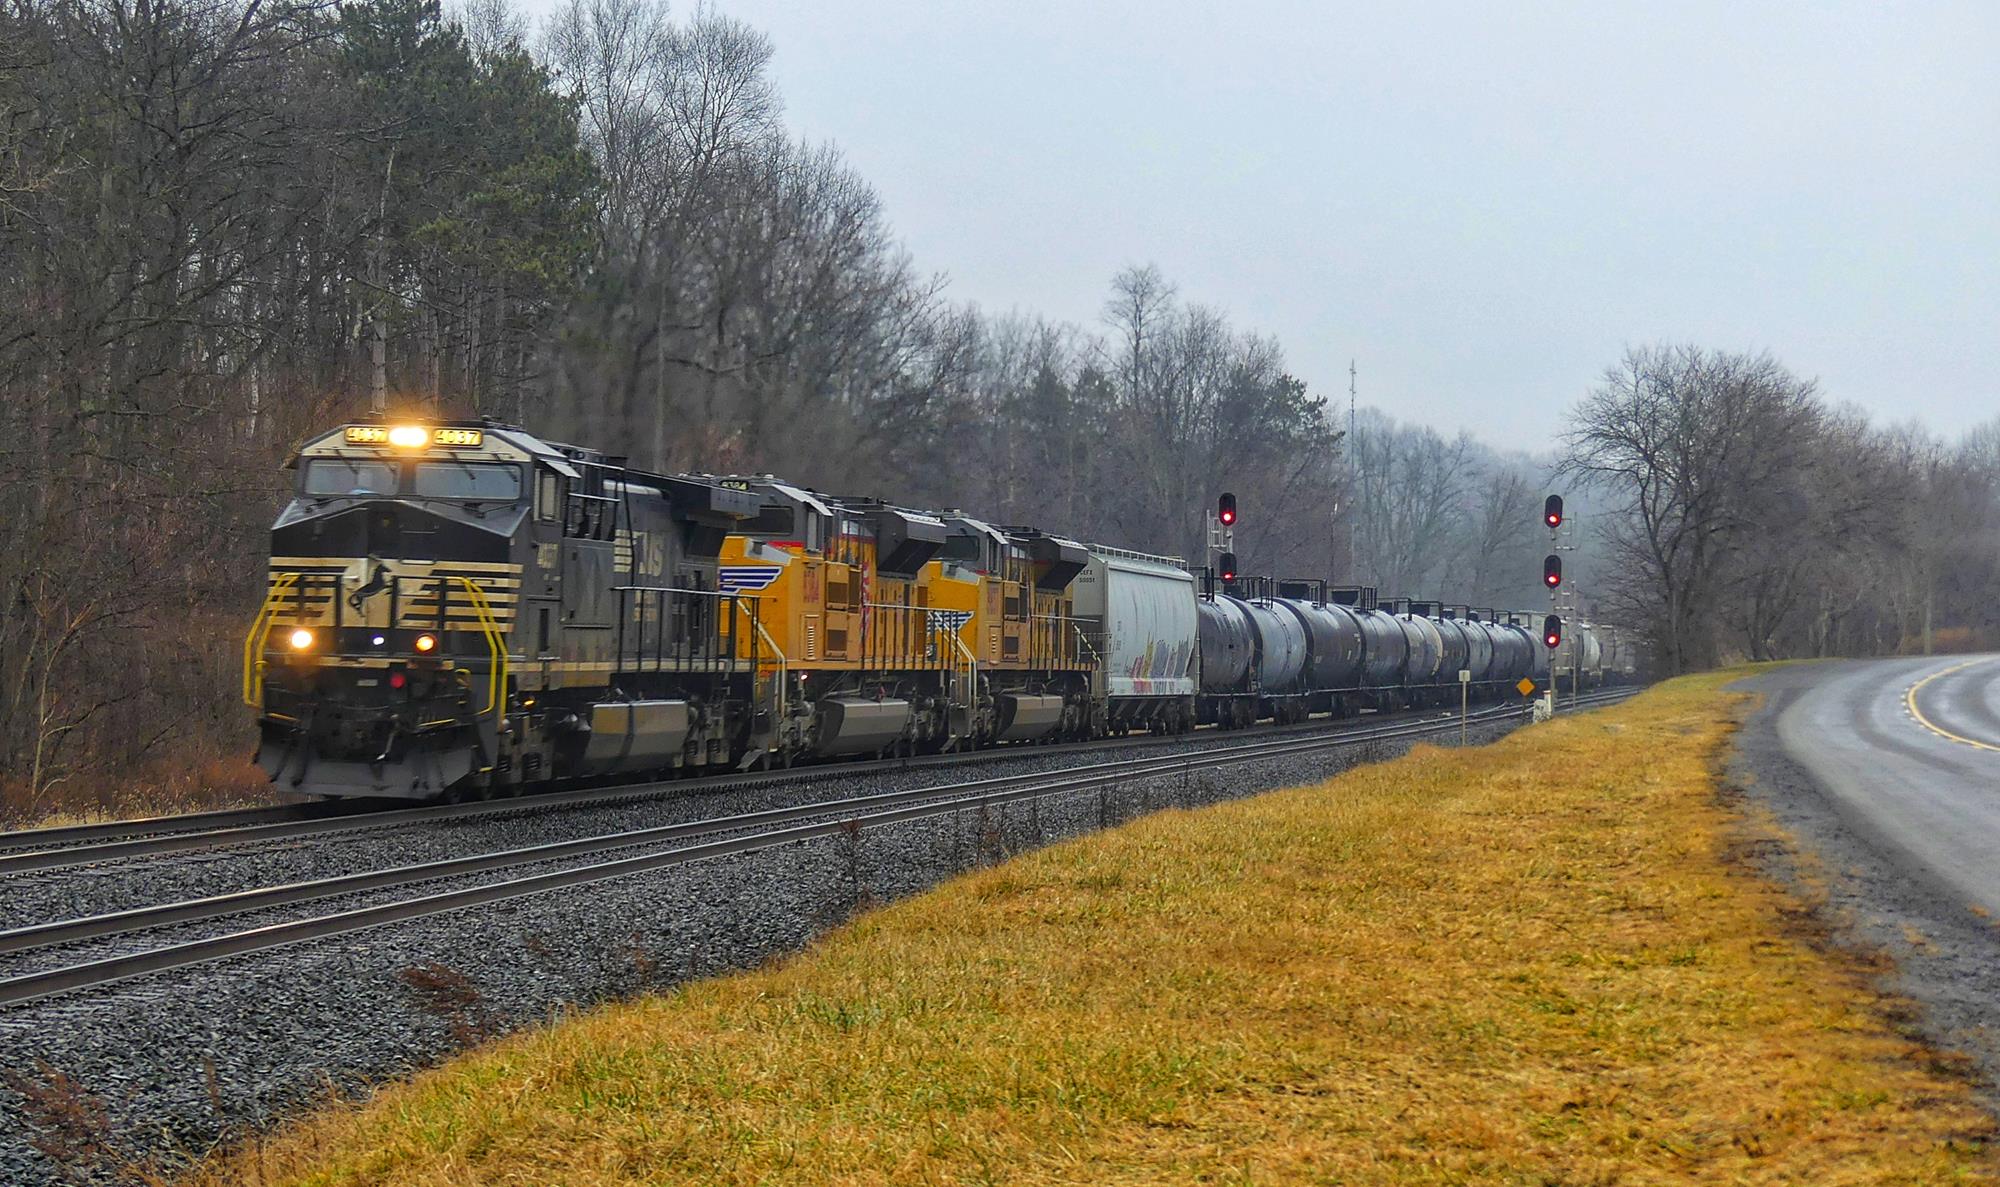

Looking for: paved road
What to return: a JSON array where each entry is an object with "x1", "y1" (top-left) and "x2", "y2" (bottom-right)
[{"x1": 1766, "y1": 653, "x2": 2000, "y2": 916}]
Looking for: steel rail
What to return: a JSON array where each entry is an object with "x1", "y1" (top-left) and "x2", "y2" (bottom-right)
[
  {"x1": 0, "y1": 690, "x2": 1615, "y2": 875},
  {"x1": 0, "y1": 689, "x2": 1634, "y2": 1007},
  {"x1": 0, "y1": 802, "x2": 337, "y2": 853},
  {"x1": 0, "y1": 702, "x2": 1540, "y2": 954}
]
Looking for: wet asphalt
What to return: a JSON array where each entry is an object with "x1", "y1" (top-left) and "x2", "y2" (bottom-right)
[{"x1": 1730, "y1": 657, "x2": 2000, "y2": 1097}]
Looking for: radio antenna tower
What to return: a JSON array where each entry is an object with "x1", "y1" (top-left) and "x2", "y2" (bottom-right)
[{"x1": 1346, "y1": 359, "x2": 1358, "y2": 577}]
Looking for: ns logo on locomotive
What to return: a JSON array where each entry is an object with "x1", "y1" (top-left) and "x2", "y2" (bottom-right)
[{"x1": 246, "y1": 417, "x2": 1629, "y2": 800}]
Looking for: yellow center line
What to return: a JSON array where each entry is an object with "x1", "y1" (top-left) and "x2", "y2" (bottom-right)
[{"x1": 1903, "y1": 656, "x2": 2000, "y2": 753}]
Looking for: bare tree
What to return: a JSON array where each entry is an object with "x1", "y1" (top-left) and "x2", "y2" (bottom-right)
[{"x1": 1560, "y1": 345, "x2": 1824, "y2": 673}]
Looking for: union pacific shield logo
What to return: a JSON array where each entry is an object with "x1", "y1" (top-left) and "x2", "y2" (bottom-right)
[
  {"x1": 926, "y1": 609, "x2": 973, "y2": 637},
  {"x1": 719, "y1": 565, "x2": 784, "y2": 593}
]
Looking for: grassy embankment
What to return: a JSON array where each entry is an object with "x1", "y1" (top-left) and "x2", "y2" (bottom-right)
[{"x1": 185, "y1": 673, "x2": 1996, "y2": 1185}]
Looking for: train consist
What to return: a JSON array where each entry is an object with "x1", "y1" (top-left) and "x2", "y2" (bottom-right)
[{"x1": 245, "y1": 418, "x2": 1631, "y2": 799}]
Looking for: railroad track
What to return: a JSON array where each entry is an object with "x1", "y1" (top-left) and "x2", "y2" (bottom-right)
[
  {"x1": 0, "y1": 690, "x2": 1633, "y2": 875},
  {"x1": 0, "y1": 688, "x2": 1634, "y2": 1008}
]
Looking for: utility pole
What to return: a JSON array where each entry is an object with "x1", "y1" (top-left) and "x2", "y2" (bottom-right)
[{"x1": 1345, "y1": 359, "x2": 1358, "y2": 579}]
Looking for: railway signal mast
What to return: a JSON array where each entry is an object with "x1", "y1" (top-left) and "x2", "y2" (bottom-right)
[
  {"x1": 1211, "y1": 492, "x2": 1238, "y2": 588},
  {"x1": 1542, "y1": 493, "x2": 1580, "y2": 708}
]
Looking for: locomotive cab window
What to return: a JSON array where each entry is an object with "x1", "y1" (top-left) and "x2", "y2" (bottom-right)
[
  {"x1": 302, "y1": 458, "x2": 397, "y2": 497},
  {"x1": 412, "y1": 462, "x2": 522, "y2": 502},
  {"x1": 940, "y1": 534, "x2": 981, "y2": 567},
  {"x1": 743, "y1": 504, "x2": 796, "y2": 536},
  {"x1": 536, "y1": 471, "x2": 562, "y2": 521}
]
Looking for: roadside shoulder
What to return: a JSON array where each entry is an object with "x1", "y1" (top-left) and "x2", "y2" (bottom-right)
[{"x1": 1728, "y1": 669, "x2": 2000, "y2": 1102}]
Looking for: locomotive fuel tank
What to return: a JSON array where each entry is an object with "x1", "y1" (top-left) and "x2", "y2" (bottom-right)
[
  {"x1": 995, "y1": 693, "x2": 1065, "y2": 741},
  {"x1": 1277, "y1": 599, "x2": 1365, "y2": 690},
  {"x1": 574, "y1": 700, "x2": 692, "y2": 776},
  {"x1": 814, "y1": 697, "x2": 914, "y2": 756},
  {"x1": 1195, "y1": 596, "x2": 1255, "y2": 693}
]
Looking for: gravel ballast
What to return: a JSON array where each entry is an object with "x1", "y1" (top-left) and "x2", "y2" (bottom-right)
[
  {"x1": 0, "y1": 714, "x2": 1481, "y2": 934},
  {"x1": 0, "y1": 714, "x2": 1528, "y2": 1185}
]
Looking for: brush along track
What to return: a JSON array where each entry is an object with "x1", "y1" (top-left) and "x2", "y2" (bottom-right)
[
  {"x1": 0, "y1": 691, "x2": 1632, "y2": 1007},
  {"x1": 0, "y1": 695, "x2": 1590, "y2": 875}
]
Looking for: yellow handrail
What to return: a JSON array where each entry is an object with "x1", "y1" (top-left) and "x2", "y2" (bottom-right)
[
  {"x1": 242, "y1": 572, "x2": 301, "y2": 708},
  {"x1": 751, "y1": 617, "x2": 788, "y2": 724},
  {"x1": 456, "y1": 576, "x2": 508, "y2": 717},
  {"x1": 944, "y1": 627, "x2": 978, "y2": 710}
]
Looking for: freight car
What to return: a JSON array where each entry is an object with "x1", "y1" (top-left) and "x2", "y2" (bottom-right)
[{"x1": 247, "y1": 417, "x2": 1595, "y2": 799}]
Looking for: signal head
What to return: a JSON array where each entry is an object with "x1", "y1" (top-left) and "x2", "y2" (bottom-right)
[
  {"x1": 1217, "y1": 491, "x2": 1237, "y2": 526},
  {"x1": 1543, "y1": 554, "x2": 1562, "y2": 588},
  {"x1": 1218, "y1": 551, "x2": 1238, "y2": 582},
  {"x1": 1543, "y1": 494, "x2": 1564, "y2": 529},
  {"x1": 1542, "y1": 614, "x2": 1563, "y2": 649}
]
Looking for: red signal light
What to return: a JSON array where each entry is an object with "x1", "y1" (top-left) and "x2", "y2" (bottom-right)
[
  {"x1": 1217, "y1": 492, "x2": 1237, "y2": 526},
  {"x1": 1543, "y1": 554, "x2": 1562, "y2": 588},
  {"x1": 1543, "y1": 494, "x2": 1564, "y2": 530},
  {"x1": 1543, "y1": 614, "x2": 1563, "y2": 650},
  {"x1": 1218, "y1": 552, "x2": 1238, "y2": 582}
]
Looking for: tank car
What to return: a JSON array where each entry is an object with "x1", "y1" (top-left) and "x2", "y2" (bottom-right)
[
  {"x1": 1275, "y1": 594, "x2": 1365, "y2": 716},
  {"x1": 1576, "y1": 622, "x2": 1606, "y2": 688},
  {"x1": 1453, "y1": 613, "x2": 1494, "y2": 685},
  {"x1": 1394, "y1": 609, "x2": 1445, "y2": 705},
  {"x1": 1351, "y1": 605, "x2": 1408, "y2": 709},
  {"x1": 1194, "y1": 595, "x2": 1255, "y2": 702}
]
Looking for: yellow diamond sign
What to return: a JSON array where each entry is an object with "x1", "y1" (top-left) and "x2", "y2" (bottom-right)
[{"x1": 1516, "y1": 677, "x2": 1537, "y2": 697}]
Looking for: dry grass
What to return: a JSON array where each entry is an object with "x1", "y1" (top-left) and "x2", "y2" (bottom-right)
[
  {"x1": 2, "y1": 754, "x2": 272, "y2": 831},
  {"x1": 181, "y1": 673, "x2": 1997, "y2": 1186}
]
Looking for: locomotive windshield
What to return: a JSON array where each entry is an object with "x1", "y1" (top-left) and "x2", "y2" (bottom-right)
[
  {"x1": 301, "y1": 458, "x2": 397, "y2": 497},
  {"x1": 413, "y1": 462, "x2": 522, "y2": 501},
  {"x1": 297, "y1": 458, "x2": 523, "y2": 502}
]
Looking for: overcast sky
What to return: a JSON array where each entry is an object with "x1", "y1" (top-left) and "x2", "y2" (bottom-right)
[{"x1": 550, "y1": 1, "x2": 1999, "y2": 449}]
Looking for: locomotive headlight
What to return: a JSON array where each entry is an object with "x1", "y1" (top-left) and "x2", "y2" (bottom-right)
[
  {"x1": 388, "y1": 424, "x2": 430, "y2": 448},
  {"x1": 414, "y1": 633, "x2": 437, "y2": 653},
  {"x1": 288, "y1": 628, "x2": 314, "y2": 651}
]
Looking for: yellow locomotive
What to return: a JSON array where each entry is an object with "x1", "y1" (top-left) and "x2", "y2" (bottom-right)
[{"x1": 706, "y1": 478, "x2": 1095, "y2": 760}]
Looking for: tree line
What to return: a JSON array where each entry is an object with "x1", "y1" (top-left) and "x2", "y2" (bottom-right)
[
  {"x1": 0, "y1": 0, "x2": 1344, "y2": 815},
  {"x1": 1561, "y1": 344, "x2": 2000, "y2": 673}
]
